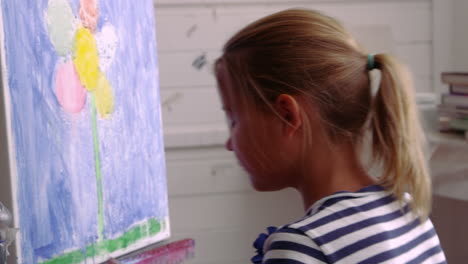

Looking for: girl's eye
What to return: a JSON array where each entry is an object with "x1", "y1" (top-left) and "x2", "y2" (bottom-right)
[
  {"x1": 225, "y1": 115, "x2": 236, "y2": 129},
  {"x1": 223, "y1": 109, "x2": 236, "y2": 128}
]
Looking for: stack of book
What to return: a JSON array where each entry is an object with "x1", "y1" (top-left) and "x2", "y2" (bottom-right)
[{"x1": 438, "y1": 72, "x2": 468, "y2": 138}]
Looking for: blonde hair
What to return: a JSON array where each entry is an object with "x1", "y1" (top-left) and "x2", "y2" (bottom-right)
[{"x1": 215, "y1": 9, "x2": 431, "y2": 218}]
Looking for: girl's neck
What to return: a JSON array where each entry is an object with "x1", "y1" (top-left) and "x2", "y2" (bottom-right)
[{"x1": 295, "y1": 142, "x2": 375, "y2": 211}]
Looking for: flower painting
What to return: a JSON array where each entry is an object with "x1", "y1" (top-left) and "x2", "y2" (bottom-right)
[{"x1": 0, "y1": 0, "x2": 170, "y2": 263}]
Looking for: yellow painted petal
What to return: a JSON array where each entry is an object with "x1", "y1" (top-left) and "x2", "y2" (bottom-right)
[
  {"x1": 73, "y1": 27, "x2": 100, "y2": 91},
  {"x1": 94, "y1": 74, "x2": 114, "y2": 117}
]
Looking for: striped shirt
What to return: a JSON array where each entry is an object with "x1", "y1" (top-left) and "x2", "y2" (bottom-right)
[{"x1": 261, "y1": 185, "x2": 446, "y2": 263}]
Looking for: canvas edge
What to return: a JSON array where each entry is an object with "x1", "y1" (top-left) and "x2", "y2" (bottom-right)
[{"x1": 0, "y1": 0, "x2": 23, "y2": 262}]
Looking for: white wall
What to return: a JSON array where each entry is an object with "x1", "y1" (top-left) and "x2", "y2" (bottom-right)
[
  {"x1": 452, "y1": 0, "x2": 468, "y2": 71},
  {"x1": 156, "y1": 0, "x2": 434, "y2": 148},
  {"x1": 155, "y1": 1, "x2": 438, "y2": 263},
  {"x1": 432, "y1": 0, "x2": 468, "y2": 92}
]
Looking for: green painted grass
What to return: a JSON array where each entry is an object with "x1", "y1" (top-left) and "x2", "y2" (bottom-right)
[{"x1": 40, "y1": 218, "x2": 165, "y2": 264}]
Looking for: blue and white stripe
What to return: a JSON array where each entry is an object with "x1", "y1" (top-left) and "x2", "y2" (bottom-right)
[{"x1": 262, "y1": 185, "x2": 446, "y2": 263}]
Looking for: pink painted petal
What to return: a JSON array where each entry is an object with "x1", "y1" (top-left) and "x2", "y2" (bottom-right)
[
  {"x1": 79, "y1": 0, "x2": 99, "y2": 32},
  {"x1": 56, "y1": 61, "x2": 87, "y2": 113}
]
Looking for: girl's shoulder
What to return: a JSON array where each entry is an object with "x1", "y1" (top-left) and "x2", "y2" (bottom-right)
[
  {"x1": 260, "y1": 185, "x2": 445, "y2": 263},
  {"x1": 258, "y1": 185, "x2": 394, "y2": 263},
  {"x1": 292, "y1": 184, "x2": 398, "y2": 233}
]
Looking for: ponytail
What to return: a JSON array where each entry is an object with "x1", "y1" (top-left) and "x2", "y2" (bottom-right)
[{"x1": 371, "y1": 54, "x2": 431, "y2": 219}]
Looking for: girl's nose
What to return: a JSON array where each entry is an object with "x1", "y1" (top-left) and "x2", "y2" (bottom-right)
[{"x1": 225, "y1": 137, "x2": 233, "y2": 151}]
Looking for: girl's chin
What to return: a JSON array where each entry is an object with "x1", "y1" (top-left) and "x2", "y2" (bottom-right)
[{"x1": 249, "y1": 176, "x2": 286, "y2": 192}]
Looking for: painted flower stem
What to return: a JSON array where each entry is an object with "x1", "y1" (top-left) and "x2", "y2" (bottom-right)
[{"x1": 90, "y1": 93, "x2": 104, "y2": 240}]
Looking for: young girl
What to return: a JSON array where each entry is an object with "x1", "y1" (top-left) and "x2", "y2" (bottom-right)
[{"x1": 215, "y1": 9, "x2": 446, "y2": 264}]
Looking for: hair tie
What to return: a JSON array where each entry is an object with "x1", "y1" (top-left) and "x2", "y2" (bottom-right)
[{"x1": 367, "y1": 54, "x2": 375, "y2": 70}]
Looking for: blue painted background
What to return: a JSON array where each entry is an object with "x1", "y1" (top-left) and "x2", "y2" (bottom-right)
[{"x1": 1, "y1": 0, "x2": 168, "y2": 263}]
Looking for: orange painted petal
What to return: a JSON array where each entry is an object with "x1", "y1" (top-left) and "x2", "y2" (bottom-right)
[{"x1": 79, "y1": 0, "x2": 99, "y2": 32}]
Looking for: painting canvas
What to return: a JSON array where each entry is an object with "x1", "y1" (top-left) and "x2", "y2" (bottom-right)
[{"x1": 0, "y1": 0, "x2": 170, "y2": 263}]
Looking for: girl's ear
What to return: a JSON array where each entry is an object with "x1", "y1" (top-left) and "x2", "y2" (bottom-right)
[{"x1": 274, "y1": 94, "x2": 302, "y2": 136}]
